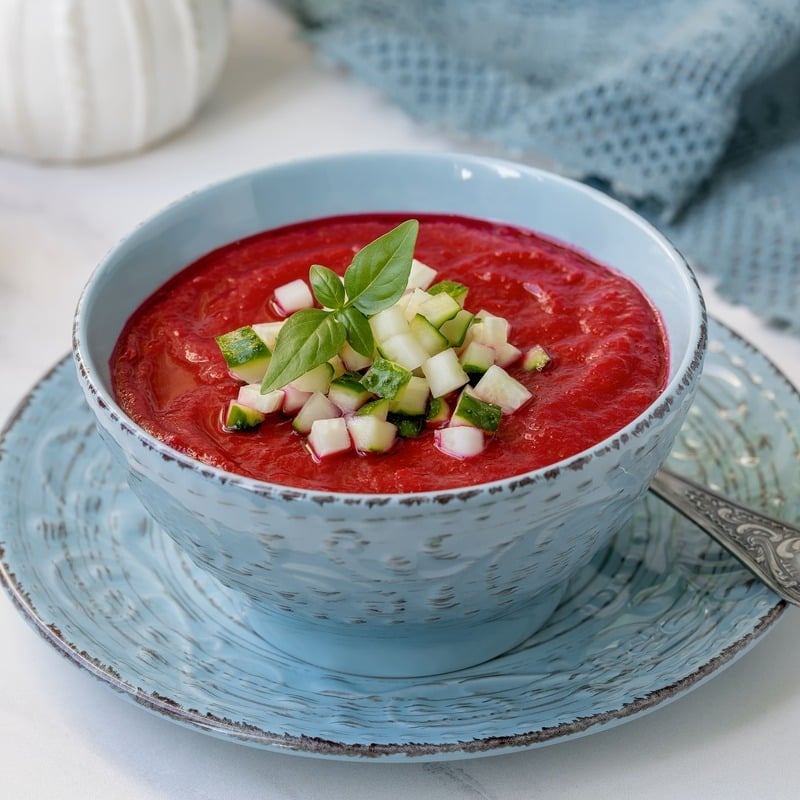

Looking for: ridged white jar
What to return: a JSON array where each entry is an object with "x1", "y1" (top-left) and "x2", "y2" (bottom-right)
[{"x1": 0, "y1": 0, "x2": 231, "y2": 162}]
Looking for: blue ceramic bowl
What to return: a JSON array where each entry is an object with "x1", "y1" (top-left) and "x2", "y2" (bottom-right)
[{"x1": 73, "y1": 152, "x2": 707, "y2": 677}]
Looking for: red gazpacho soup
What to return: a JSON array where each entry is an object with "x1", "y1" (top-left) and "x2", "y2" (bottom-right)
[{"x1": 111, "y1": 214, "x2": 668, "y2": 493}]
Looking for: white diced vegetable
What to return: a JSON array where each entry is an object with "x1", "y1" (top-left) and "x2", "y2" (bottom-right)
[
  {"x1": 378, "y1": 331, "x2": 429, "y2": 371},
  {"x1": 308, "y1": 417, "x2": 351, "y2": 459},
  {"x1": 347, "y1": 416, "x2": 397, "y2": 453},
  {"x1": 293, "y1": 391, "x2": 341, "y2": 434},
  {"x1": 251, "y1": 321, "x2": 284, "y2": 351},
  {"x1": 409, "y1": 314, "x2": 449, "y2": 356},
  {"x1": 389, "y1": 375, "x2": 430, "y2": 416},
  {"x1": 439, "y1": 309, "x2": 474, "y2": 347},
  {"x1": 281, "y1": 384, "x2": 313, "y2": 414},
  {"x1": 407, "y1": 258, "x2": 438, "y2": 290},
  {"x1": 237, "y1": 384, "x2": 284, "y2": 414},
  {"x1": 421, "y1": 348, "x2": 470, "y2": 398},
  {"x1": 223, "y1": 401, "x2": 265, "y2": 431},
  {"x1": 290, "y1": 362, "x2": 334, "y2": 393},
  {"x1": 434, "y1": 426, "x2": 486, "y2": 459},
  {"x1": 494, "y1": 341, "x2": 522, "y2": 368},
  {"x1": 273, "y1": 279, "x2": 314, "y2": 316},
  {"x1": 417, "y1": 292, "x2": 461, "y2": 327},
  {"x1": 369, "y1": 305, "x2": 409, "y2": 344},
  {"x1": 467, "y1": 315, "x2": 509, "y2": 348},
  {"x1": 459, "y1": 341, "x2": 495, "y2": 374},
  {"x1": 340, "y1": 341, "x2": 373, "y2": 371},
  {"x1": 402, "y1": 288, "x2": 433, "y2": 321},
  {"x1": 473, "y1": 365, "x2": 532, "y2": 413},
  {"x1": 522, "y1": 344, "x2": 552, "y2": 371}
]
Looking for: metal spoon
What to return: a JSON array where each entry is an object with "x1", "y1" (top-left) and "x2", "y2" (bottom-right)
[{"x1": 650, "y1": 468, "x2": 800, "y2": 606}]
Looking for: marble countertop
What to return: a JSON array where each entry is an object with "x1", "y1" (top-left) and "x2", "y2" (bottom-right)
[{"x1": 2, "y1": 2, "x2": 800, "y2": 798}]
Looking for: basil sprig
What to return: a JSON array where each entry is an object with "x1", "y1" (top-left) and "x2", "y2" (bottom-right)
[{"x1": 260, "y1": 219, "x2": 419, "y2": 394}]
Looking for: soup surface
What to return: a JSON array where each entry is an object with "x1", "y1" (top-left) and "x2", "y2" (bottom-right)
[{"x1": 111, "y1": 213, "x2": 668, "y2": 493}]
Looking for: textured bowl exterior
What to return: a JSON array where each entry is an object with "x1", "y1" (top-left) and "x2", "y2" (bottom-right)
[{"x1": 73, "y1": 152, "x2": 707, "y2": 676}]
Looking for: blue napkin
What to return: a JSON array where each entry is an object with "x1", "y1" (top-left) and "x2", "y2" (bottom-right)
[{"x1": 282, "y1": 0, "x2": 800, "y2": 332}]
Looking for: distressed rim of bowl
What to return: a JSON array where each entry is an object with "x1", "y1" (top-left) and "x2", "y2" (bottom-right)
[{"x1": 72, "y1": 151, "x2": 708, "y2": 507}]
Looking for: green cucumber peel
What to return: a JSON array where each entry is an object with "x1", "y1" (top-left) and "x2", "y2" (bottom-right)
[{"x1": 261, "y1": 220, "x2": 418, "y2": 393}]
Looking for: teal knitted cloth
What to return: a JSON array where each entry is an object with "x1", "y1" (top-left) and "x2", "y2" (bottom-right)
[{"x1": 282, "y1": 0, "x2": 800, "y2": 332}]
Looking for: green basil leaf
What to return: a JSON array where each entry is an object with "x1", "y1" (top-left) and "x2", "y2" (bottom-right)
[
  {"x1": 344, "y1": 219, "x2": 418, "y2": 316},
  {"x1": 260, "y1": 309, "x2": 346, "y2": 393},
  {"x1": 336, "y1": 306, "x2": 374, "y2": 358},
  {"x1": 309, "y1": 264, "x2": 346, "y2": 309}
]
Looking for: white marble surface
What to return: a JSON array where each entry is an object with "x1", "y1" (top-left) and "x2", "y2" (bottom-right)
[{"x1": 2, "y1": 2, "x2": 800, "y2": 798}]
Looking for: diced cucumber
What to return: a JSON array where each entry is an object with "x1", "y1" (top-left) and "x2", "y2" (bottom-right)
[
  {"x1": 407, "y1": 258, "x2": 438, "y2": 290},
  {"x1": 361, "y1": 356, "x2": 412, "y2": 399},
  {"x1": 237, "y1": 384, "x2": 284, "y2": 414},
  {"x1": 467, "y1": 314, "x2": 510, "y2": 348},
  {"x1": 328, "y1": 354, "x2": 347, "y2": 379},
  {"x1": 389, "y1": 375, "x2": 430, "y2": 416},
  {"x1": 425, "y1": 396, "x2": 451, "y2": 426},
  {"x1": 251, "y1": 321, "x2": 284, "y2": 351},
  {"x1": 347, "y1": 416, "x2": 397, "y2": 453},
  {"x1": 378, "y1": 331, "x2": 429, "y2": 371},
  {"x1": 421, "y1": 348, "x2": 470, "y2": 398},
  {"x1": 290, "y1": 362, "x2": 334, "y2": 393},
  {"x1": 328, "y1": 372, "x2": 373, "y2": 412},
  {"x1": 292, "y1": 391, "x2": 341, "y2": 434},
  {"x1": 409, "y1": 314, "x2": 449, "y2": 356},
  {"x1": 402, "y1": 288, "x2": 433, "y2": 321},
  {"x1": 451, "y1": 388, "x2": 502, "y2": 432},
  {"x1": 459, "y1": 341, "x2": 495, "y2": 376},
  {"x1": 439, "y1": 309, "x2": 474, "y2": 347},
  {"x1": 388, "y1": 413, "x2": 425, "y2": 438},
  {"x1": 428, "y1": 280, "x2": 468, "y2": 307},
  {"x1": 273, "y1": 278, "x2": 314, "y2": 316},
  {"x1": 281, "y1": 384, "x2": 313, "y2": 414},
  {"x1": 307, "y1": 417, "x2": 351, "y2": 459},
  {"x1": 215, "y1": 325, "x2": 272, "y2": 384},
  {"x1": 434, "y1": 426, "x2": 486, "y2": 458},
  {"x1": 522, "y1": 344, "x2": 552, "y2": 371},
  {"x1": 222, "y1": 400, "x2": 265, "y2": 431},
  {"x1": 369, "y1": 305, "x2": 409, "y2": 344},
  {"x1": 339, "y1": 341, "x2": 373, "y2": 371},
  {"x1": 356, "y1": 397, "x2": 391, "y2": 420},
  {"x1": 417, "y1": 292, "x2": 461, "y2": 328},
  {"x1": 494, "y1": 341, "x2": 522, "y2": 368},
  {"x1": 473, "y1": 365, "x2": 532, "y2": 413}
]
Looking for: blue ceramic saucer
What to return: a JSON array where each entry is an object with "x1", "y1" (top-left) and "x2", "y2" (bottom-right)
[{"x1": 0, "y1": 319, "x2": 794, "y2": 762}]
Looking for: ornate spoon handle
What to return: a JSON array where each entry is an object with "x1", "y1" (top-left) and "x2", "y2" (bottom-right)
[{"x1": 650, "y1": 468, "x2": 800, "y2": 606}]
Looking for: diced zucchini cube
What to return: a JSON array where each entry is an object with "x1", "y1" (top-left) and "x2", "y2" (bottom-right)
[
  {"x1": 340, "y1": 340, "x2": 373, "y2": 371},
  {"x1": 459, "y1": 341, "x2": 495, "y2": 375},
  {"x1": 378, "y1": 331, "x2": 429, "y2": 371},
  {"x1": 361, "y1": 357, "x2": 411, "y2": 399},
  {"x1": 369, "y1": 305, "x2": 409, "y2": 344},
  {"x1": 473, "y1": 365, "x2": 532, "y2": 413},
  {"x1": 522, "y1": 344, "x2": 552, "y2": 371},
  {"x1": 282, "y1": 385, "x2": 313, "y2": 414},
  {"x1": 409, "y1": 314, "x2": 449, "y2": 356},
  {"x1": 421, "y1": 348, "x2": 470, "y2": 398},
  {"x1": 425, "y1": 396, "x2": 451, "y2": 426},
  {"x1": 250, "y1": 321, "x2": 284, "y2": 351},
  {"x1": 292, "y1": 391, "x2": 341, "y2": 434},
  {"x1": 356, "y1": 397, "x2": 391, "y2": 420},
  {"x1": 273, "y1": 279, "x2": 314, "y2": 316},
  {"x1": 388, "y1": 413, "x2": 425, "y2": 438},
  {"x1": 389, "y1": 375, "x2": 430, "y2": 416},
  {"x1": 347, "y1": 416, "x2": 397, "y2": 453},
  {"x1": 434, "y1": 426, "x2": 486, "y2": 459},
  {"x1": 428, "y1": 280, "x2": 469, "y2": 307},
  {"x1": 417, "y1": 292, "x2": 461, "y2": 328},
  {"x1": 467, "y1": 314, "x2": 510, "y2": 348},
  {"x1": 328, "y1": 372, "x2": 373, "y2": 412},
  {"x1": 494, "y1": 342, "x2": 522, "y2": 368},
  {"x1": 407, "y1": 258, "x2": 438, "y2": 290},
  {"x1": 439, "y1": 309, "x2": 474, "y2": 347},
  {"x1": 237, "y1": 384, "x2": 284, "y2": 414},
  {"x1": 290, "y1": 362, "x2": 334, "y2": 394},
  {"x1": 402, "y1": 288, "x2": 433, "y2": 321},
  {"x1": 451, "y1": 388, "x2": 502, "y2": 432},
  {"x1": 222, "y1": 400, "x2": 265, "y2": 431},
  {"x1": 215, "y1": 325, "x2": 272, "y2": 384},
  {"x1": 308, "y1": 417, "x2": 351, "y2": 459}
]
